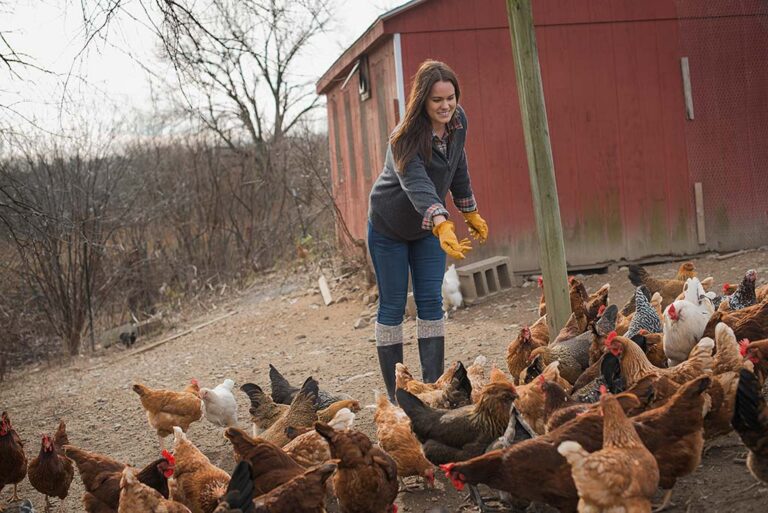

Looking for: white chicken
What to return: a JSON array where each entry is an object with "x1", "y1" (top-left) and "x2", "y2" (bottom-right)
[
  {"x1": 442, "y1": 264, "x2": 463, "y2": 316},
  {"x1": 199, "y1": 378, "x2": 238, "y2": 427},
  {"x1": 662, "y1": 277, "x2": 714, "y2": 366}
]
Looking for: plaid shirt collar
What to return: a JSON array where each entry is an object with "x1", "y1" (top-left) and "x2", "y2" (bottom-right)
[
  {"x1": 432, "y1": 110, "x2": 463, "y2": 156},
  {"x1": 432, "y1": 111, "x2": 463, "y2": 140}
]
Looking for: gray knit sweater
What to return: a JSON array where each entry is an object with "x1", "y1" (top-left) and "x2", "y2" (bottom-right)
[{"x1": 368, "y1": 105, "x2": 476, "y2": 241}]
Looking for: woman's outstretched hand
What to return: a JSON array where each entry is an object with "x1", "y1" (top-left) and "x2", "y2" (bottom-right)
[
  {"x1": 462, "y1": 210, "x2": 488, "y2": 243},
  {"x1": 433, "y1": 220, "x2": 472, "y2": 259}
]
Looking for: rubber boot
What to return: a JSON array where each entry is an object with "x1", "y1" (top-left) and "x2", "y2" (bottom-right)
[
  {"x1": 418, "y1": 336, "x2": 445, "y2": 383},
  {"x1": 377, "y1": 343, "x2": 403, "y2": 403}
]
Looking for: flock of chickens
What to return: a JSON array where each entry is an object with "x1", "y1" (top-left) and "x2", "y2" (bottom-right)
[{"x1": 2, "y1": 261, "x2": 768, "y2": 513}]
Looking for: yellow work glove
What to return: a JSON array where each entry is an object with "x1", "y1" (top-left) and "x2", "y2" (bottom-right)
[
  {"x1": 462, "y1": 210, "x2": 489, "y2": 243},
  {"x1": 432, "y1": 221, "x2": 472, "y2": 260}
]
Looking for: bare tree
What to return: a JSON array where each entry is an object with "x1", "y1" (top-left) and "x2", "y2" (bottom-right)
[{"x1": 0, "y1": 132, "x2": 135, "y2": 355}]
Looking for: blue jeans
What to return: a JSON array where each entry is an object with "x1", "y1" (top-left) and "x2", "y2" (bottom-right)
[{"x1": 368, "y1": 222, "x2": 446, "y2": 326}]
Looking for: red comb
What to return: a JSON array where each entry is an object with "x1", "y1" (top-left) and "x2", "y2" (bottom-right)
[
  {"x1": 604, "y1": 331, "x2": 618, "y2": 347},
  {"x1": 537, "y1": 374, "x2": 546, "y2": 385},
  {"x1": 439, "y1": 463, "x2": 466, "y2": 491},
  {"x1": 191, "y1": 378, "x2": 199, "y2": 386},
  {"x1": 723, "y1": 283, "x2": 730, "y2": 293},
  {"x1": 739, "y1": 339, "x2": 750, "y2": 357},
  {"x1": 599, "y1": 384, "x2": 608, "y2": 397},
  {"x1": 161, "y1": 449, "x2": 175, "y2": 465},
  {"x1": 598, "y1": 304, "x2": 606, "y2": 316},
  {"x1": 537, "y1": 276, "x2": 543, "y2": 286}
]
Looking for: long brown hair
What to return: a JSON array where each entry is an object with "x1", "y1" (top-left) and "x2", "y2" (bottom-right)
[{"x1": 391, "y1": 60, "x2": 461, "y2": 173}]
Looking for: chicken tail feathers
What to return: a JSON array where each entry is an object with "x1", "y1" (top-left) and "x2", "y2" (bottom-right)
[
  {"x1": 240, "y1": 383, "x2": 268, "y2": 410},
  {"x1": 628, "y1": 265, "x2": 649, "y2": 288},
  {"x1": 454, "y1": 361, "x2": 473, "y2": 399},
  {"x1": 395, "y1": 388, "x2": 436, "y2": 437},
  {"x1": 220, "y1": 460, "x2": 256, "y2": 513},
  {"x1": 53, "y1": 420, "x2": 69, "y2": 449},
  {"x1": 557, "y1": 440, "x2": 589, "y2": 465},
  {"x1": 732, "y1": 368, "x2": 766, "y2": 450},
  {"x1": 269, "y1": 364, "x2": 299, "y2": 404},
  {"x1": 297, "y1": 376, "x2": 320, "y2": 406}
]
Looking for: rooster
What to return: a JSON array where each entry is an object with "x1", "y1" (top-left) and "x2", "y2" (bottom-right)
[
  {"x1": 663, "y1": 277, "x2": 714, "y2": 366},
  {"x1": 199, "y1": 379, "x2": 238, "y2": 428},
  {"x1": 558, "y1": 388, "x2": 659, "y2": 512},
  {"x1": 442, "y1": 264, "x2": 463, "y2": 315}
]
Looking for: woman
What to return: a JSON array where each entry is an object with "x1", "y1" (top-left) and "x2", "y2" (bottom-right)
[{"x1": 368, "y1": 60, "x2": 489, "y2": 400}]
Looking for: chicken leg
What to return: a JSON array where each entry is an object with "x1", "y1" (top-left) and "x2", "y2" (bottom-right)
[
  {"x1": 9, "y1": 484, "x2": 21, "y2": 502},
  {"x1": 44, "y1": 495, "x2": 51, "y2": 513},
  {"x1": 653, "y1": 489, "x2": 673, "y2": 512}
]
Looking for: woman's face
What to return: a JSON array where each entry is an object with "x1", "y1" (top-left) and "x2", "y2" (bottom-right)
[{"x1": 425, "y1": 80, "x2": 457, "y2": 131}]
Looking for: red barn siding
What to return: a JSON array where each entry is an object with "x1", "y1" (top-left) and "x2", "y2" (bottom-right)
[
  {"x1": 676, "y1": 6, "x2": 768, "y2": 250},
  {"x1": 324, "y1": 39, "x2": 399, "y2": 240},
  {"x1": 319, "y1": 0, "x2": 768, "y2": 272}
]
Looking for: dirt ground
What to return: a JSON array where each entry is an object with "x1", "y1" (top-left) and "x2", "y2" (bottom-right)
[{"x1": 2, "y1": 248, "x2": 768, "y2": 512}]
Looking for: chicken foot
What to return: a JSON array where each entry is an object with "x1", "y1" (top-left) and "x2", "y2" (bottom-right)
[
  {"x1": 652, "y1": 489, "x2": 674, "y2": 512},
  {"x1": 9, "y1": 484, "x2": 21, "y2": 502}
]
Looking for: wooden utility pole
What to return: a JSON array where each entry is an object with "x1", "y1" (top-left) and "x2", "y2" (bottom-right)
[{"x1": 506, "y1": 0, "x2": 570, "y2": 335}]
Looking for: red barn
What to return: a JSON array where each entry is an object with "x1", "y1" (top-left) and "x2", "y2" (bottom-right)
[{"x1": 316, "y1": 0, "x2": 768, "y2": 273}]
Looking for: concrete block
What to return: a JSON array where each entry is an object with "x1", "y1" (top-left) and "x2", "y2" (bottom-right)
[{"x1": 456, "y1": 256, "x2": 517, "y2": 305}]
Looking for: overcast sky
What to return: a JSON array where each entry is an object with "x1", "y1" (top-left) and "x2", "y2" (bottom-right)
[{"x1": 1, "y1": 0, "x2": 406, "y2": 137}]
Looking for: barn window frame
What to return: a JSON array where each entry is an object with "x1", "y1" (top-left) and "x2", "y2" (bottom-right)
[{"x1": 340, "y1": 56, "x2": 371, "y2": 102}]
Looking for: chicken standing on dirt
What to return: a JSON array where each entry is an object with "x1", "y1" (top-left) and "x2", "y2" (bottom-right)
[
  {"x1": 259, "y1": 377, "x2": 319, "y2": 447},
  {"x1": 374, "y1": 391, "x2": 435, "y2": 489},
  {"x1": 251, "y1": 463, "x2": 337, "y2": 513},
  {"x1": 0, "y1": 412, "x2": 27, "y2": 504},
  {"x1": 63, "y1": 443, "x2": 173, "y2": 513},
  {"x1": 199, "y1": 379, "x2": 238, "y2": 428},
  {"x1": 118, "y1": 467, "x2": 191, "y2": 513},
  {"x1": 170, "y1": 427, "x2": 230, "y2": 513},
  {"x1": 732, "y1": 368, "x2": 768, "y2": 484},
  {"x1": 223, "y1": 427, "x2": 303, "y2": 496},
  {"x1": 396, "y1": 380, "x2": 518, "y2": 463},
  {"x1": 625, "y1": 286, "x2": 662, "y2": 339},
  {"x1": 315, "y1": 422, "x2": 399, "y2": 513},
  {"x1": 132, "y1": 379, "x2": 203, "y2": 451},
  {"x1": 558, "y1": 388, "x2": 659, "y2": 513},
  {"x1": 27, "y1": 421, "x2": 74, "y2": 513},
  {"x1": 506, "y1": 317, "x2": 549, "y2": 382},
  {"x1": 239, "y1": 383, "x2": 288, "y2": 437}
]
